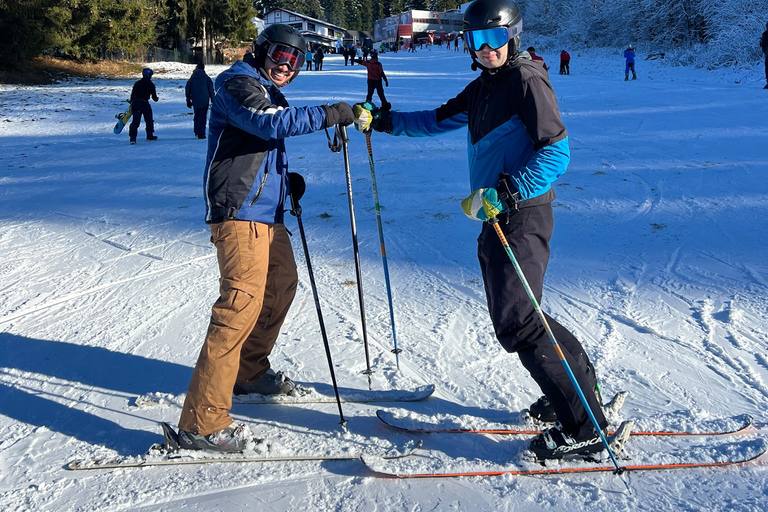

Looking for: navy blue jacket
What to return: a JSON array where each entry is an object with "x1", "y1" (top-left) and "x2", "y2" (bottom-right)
[
  {"x1": 389, "y1": 59, "x2": 569, "y2": 201},
  {"x1": 185, "y1": 68, "x2": 214, "y2": 109},
  {"x1": 204, "y1": 61, "x2": 329, "y2": 224}
]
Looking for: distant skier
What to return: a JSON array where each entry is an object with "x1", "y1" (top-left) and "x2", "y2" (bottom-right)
[
  {"x1": 176, "y1": 24, "x2": 354, "y2": 453},
  {"x1": 185, "y1": 60, "x2": 214, "y2": 140},
  {"x1": 526, "y1": 46, "x2": 548, "y2": 71},
  {"x1": 353, "y1": 0, "x2": 609, "y2": 461},
  {"x1": 761, "y1": 23, "x2": 768, "y2": 89},
  {"x1": 314, "y1": 47, "x2": 324, "y2": 71},
  {"x1": 128, "y1": 68, "x2": 158, "y2": 144},
  {"x1": 359, "y1": 51, "x2": 389, "y2": 106},
  {"x1": 624, "y1": 45, "x2": 637, "y2": 81},
  {"x1": 559, "y1": 50, "x2": 570, "y2": 75}
]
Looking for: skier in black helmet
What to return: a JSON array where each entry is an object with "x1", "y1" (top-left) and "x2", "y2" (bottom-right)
[
  {"x1": 128, "y1": 68, "x2": 158, "y2": 144},
  {"x1": 353, "y1": 0, "x2": 609, "y2": 460},
  {"x1": 176, "y1": 23, "x2": 354, "y2": 452}
]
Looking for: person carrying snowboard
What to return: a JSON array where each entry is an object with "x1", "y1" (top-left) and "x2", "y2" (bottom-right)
[
  {"x1": 359, "y1": 50, "x2": 389, "y2": 106},
  {"x1": 185, "y1": 60, "x2": 215, "y2": 139},
  {"x1": 353, "y1": 0, "x2": 608, "y2": 460},
  {"x1": 624, "y1": 45, "x2": 637, "y2": 81},
  {"x1": 129, "y1": 68, "x2": 159, "y2": 144},
  {"x1": 176, "y1": 24, "x2": 354, "y2": 452}
]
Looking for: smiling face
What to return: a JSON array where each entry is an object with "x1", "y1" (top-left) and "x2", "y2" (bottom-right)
[
  {"x1": 476, "y1": 43, "x2": 508, "y2": 69},
  {"x1": 263, "y1": 58, "x2": 297, "y2": 87}
]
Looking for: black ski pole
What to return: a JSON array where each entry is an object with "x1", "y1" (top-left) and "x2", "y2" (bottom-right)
[
  {"x1": 288, "y1": 172, "x2": 347, "y2": 431},
  {"x1": 326, "y1": 124, "x2": 374, "y2": 388}
]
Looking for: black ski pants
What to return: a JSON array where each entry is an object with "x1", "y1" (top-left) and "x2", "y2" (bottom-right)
[
  {"x1": 478, "y1": 202, "x2": 606, "y2": 438},
  {"x1": 129, "y1": 100, "x2": 154, "y2": 141},
  {"x1": 366, "y1": 80, "x2": 387, "y2": 105},
  {"x1": 764, "y1": 54, "x2": 768, "y2": 84},
  {"x1": 193, "y1": 106, "x2": 208, "y2": 138}
]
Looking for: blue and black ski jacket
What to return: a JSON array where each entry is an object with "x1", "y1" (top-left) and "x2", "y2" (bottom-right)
[
  {"x1": 204, "y1": 60, "x2": 328, "y2": 224},
  {"x1": 389, "y1": 59, "x2": 569, "y2": 203}
]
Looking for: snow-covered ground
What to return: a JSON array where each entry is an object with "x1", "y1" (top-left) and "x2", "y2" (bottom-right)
[{"x1": 1, "y1": 47, "x2": 768, "y2": 511}]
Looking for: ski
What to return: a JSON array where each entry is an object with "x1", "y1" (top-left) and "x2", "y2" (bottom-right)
[
  {"x1": 376, "y1": 409, "x2": 754, "y2": 438},
  {"x1": 362, "y1": 439, "x2": 768, "y2": 479},
  {"x1": 134, "y1": 384, "x2": 435, "y2": 407},
  {"x1": 67, "y1": 422, "x2": 422, "y2": 471}
]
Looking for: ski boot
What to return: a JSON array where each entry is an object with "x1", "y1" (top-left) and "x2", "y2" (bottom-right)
[
  {"x1": 528, "y1": 385, "x2": 604, "y2": 423},
  {"x1": 624, "y1": 74, "x2": 629, "y2": 81},
  {"x1": 233, "y1": 368, "x2": 296, "y2": 396},
  {"x1": 529, "y1": 420, "x2": 633, "y2": 460},
  {"x1": 130, "y1": 140, "x2": 136, "y2": 145},
  {"x1": 632, "y1": 71, "x2": 637, "y2": 80},
  {"x1": 147, "y1": 134, "x2": 158, "y2": 141},
  {"x1": 177, "y1": 422, "x2": 253, "y2": 453}
]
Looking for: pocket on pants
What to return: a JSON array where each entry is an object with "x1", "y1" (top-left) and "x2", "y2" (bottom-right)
[
  {"x1": 211, "y1": 221, "x2": 257, "y2": 278},
  {"x1": 210, "y1": 285, "x2": 255, "y2": 331}
]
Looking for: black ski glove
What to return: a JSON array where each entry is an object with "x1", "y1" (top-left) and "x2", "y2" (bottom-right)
[
  {"x1": 322, "y1": 102, "x2": 355, "y2": 127},
  {"x1": 371, "y1": 102, "x2": 393, "y2": 134},
  {"x1": 186, "y1": 99, "x2": 192, "y2": 109}
]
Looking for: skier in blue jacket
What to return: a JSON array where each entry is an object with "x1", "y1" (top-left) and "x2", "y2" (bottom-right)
[
  {"x1": 624, "y1": 45, "x2": 637, "y2": 81},
  {"x1": 353, "y1": 0, "x2": 608, "y2": 460},
  {"x1": 177, "y1": 24, "x2": 354, "y2": 452}
]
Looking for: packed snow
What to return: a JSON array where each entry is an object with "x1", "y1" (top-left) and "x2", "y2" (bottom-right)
[{"x1": 1, "y1": 46, "x2": 768, "y2": 511}]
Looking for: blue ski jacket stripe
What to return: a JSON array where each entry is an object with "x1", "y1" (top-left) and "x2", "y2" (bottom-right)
[{"x1": 388, "y1": 59, "x2": 569, "y2": 200}]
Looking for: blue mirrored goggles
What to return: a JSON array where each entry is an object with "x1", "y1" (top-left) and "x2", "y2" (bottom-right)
[{"x1": 465, "y1": 21, "x2": 523, "y2": 51}]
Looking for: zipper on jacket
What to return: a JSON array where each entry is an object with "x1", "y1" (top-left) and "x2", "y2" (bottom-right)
[{"x1": 249, "y1": 170, "x2": 269, "y2": 206}]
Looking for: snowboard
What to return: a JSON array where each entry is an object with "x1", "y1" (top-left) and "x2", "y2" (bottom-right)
[{"x1": 114, "y1": 101, "x2": 132, "y2": 134}]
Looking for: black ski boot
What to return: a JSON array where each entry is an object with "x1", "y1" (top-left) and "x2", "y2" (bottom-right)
[
  {"x1": 528, "y1": 385, "x2": 604, "y2": 423},
  {"x1": 530, "y1": 423, "x2": 605, "y2": 460},
  {"x1": 147, "y1": 134, "x2": 158, "y2": 141},
  {"x1": 529, "y1": 420, "x2": 634, "y2": 460}
]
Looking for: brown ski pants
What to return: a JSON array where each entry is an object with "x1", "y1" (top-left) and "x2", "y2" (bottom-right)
[{"x1": 178, "y1": 220, "x2": 297, "y2": 435}]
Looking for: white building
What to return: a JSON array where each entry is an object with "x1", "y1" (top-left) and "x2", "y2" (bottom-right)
[{"x1": 261, "y1": 8, "x2": 346, "y2": 50}]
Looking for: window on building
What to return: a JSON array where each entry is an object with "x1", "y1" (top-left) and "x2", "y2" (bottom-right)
[
  {"x1": 308, "y1": 22, "x2": 316, "y2": 31},
  {"x1": 289, "y1": 22, "x2": 302, "y2": 30}
]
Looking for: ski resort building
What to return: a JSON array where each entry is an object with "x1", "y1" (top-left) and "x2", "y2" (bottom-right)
[
  {"x1": 261, "y1": 8, "x2": 346, "y2": 51},
  {"x1": 373, "y1": 10, "x2": 464, "y2": 44}
]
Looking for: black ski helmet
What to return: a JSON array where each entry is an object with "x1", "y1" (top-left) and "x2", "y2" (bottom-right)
[
  {"x1": 463, "y1": 0, "x2": 522, "y2": 70},
  {"x1": 253, "y1": 24, "x2": 307, "y2": 83}
]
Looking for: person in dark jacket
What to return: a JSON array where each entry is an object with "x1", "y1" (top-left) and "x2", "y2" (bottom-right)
[
  {"x1": 354, "y1": 0, "x2": 608, "y2": 461},
  {"x1": 761, "y1": 23, "x2": 768, "y2": 89},
  {"x1": 624, "y1": 45, "x2": 637, "y2": 80},
  {"x1": 359, "y1": 51, "x2": 389, "y2": 105},
  {"x1": 185, "y1": 61, "x2": 215, "y2": 139},
  {"x1": 128, "y1": 68, "x2": 158, "y2": 144},
  {"x1": 314, "y1": 47, "x2": 324, "y2": 71},
  {"x1": 176, "y1": 24, "x2": 354, "y2": 453},
  {"x1": 559, "y1": 50, "x2": 570, "y2": 75}
]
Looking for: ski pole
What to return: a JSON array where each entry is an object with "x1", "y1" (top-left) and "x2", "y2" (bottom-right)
[
  {"x1": 364, "y1": 131, "x2": 402, "y2": 369},
  {"x1": 488, "y1": 216, "x2": 630, "y2": 492},
  {"x1": 328, "y1": 124, "x2": 374, "y2": 388},
  {"x1": 288, "y1": 172, "x2": 347, "y2": 431}
]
